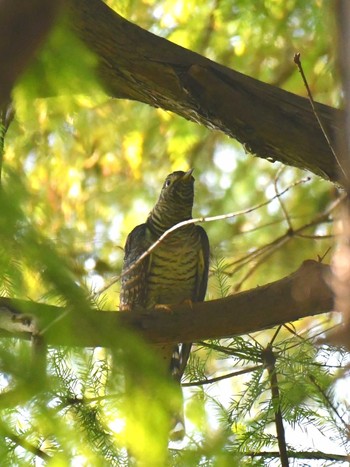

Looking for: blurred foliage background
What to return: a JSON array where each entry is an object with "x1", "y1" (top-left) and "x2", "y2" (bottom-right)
[{"x1": 0, "y1": 0, "x2": 348, "y2": 465}]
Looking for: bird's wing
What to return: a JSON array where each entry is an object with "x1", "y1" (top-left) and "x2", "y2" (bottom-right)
[
  {"x1": 119, "y1": 223, "x2": 151, "y2": 311},
  {"x1": 178, "y1": 225, "x2": 210, "y2": 377},
  {"x1": 195, "y1": 225, "x2": 210, "y2": 302}
]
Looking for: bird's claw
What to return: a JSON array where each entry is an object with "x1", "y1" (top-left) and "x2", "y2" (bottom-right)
[
  {"x1": 181, "y1": 298, "x2": 194, "y2": 311},
  {"x1": 154, "y1": 304, "x2": 173, "y2": 314}
]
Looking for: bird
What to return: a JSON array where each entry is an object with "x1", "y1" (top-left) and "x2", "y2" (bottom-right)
[{"x1": 120, "y1": 169, "x2": 209, "y2": 438}]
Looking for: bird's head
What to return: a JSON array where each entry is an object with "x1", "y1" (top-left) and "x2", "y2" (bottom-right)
[
  {"x1": 148, "y1": 169, "x2": 195, "y2": 230},
  {"x1": 159, "y1": 169, "x2": 195, "y2": 206}
]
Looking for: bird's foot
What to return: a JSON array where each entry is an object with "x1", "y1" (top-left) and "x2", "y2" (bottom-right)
[
  {"x1": 178, "y1": 298, "x2": 194, "y2": 311},
  {"x1": 154, "y1": 303, "x2": 173, "y2": 314}
]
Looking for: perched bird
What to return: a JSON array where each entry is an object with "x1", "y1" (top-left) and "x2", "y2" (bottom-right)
[{"x1": 120, "y1": 169, "x2": 209, "y2": 438}]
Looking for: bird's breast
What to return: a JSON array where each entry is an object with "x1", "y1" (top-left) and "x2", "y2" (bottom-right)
[{"x1": 146, "y1": 228, "x2": 201, "y2": 307}]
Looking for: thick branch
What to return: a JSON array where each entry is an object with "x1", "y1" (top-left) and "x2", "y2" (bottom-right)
[
  {"x1": 67, "y1": 0, "x2": 342, "y2": 183},
  {"x1": 0, "y1": 261, "x2": 334, "y2": 347},
  {"x1": 0, "y1": 0, "x2": 61, "y2": 106}
]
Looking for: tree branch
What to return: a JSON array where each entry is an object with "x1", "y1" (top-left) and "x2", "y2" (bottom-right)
[
  {"x1": 1, "y1": 427, "x2": 51, "y2": 462},
  {"x1": 67, "y1": 0, "x2": 342, "y2": 183},
  {"x1": 0, "y1": 261, "x2": 334, "y2": 348},
  {"x1": 243, "y1": 451, "x2": 349, "y2": 462},
  {"x1": 0, "y1": 0, "x2": 62, "y2": 106}
]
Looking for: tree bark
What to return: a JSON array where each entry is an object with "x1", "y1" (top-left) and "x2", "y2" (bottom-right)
[
  {"x1": 0, "y1": 0, "x2": 61, "y2": 106},
  {"x1": 0, "y1": 261, "x2": 334, "y2": 348},
  {"x1": 67, "y1": 0, "x2": 343, "y2": 183}
]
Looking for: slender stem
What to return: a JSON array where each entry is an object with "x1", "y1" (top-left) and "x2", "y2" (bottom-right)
[
  {"x1": 243, "y1": 451, "x2": 348, "y2": 462},
  {"x1": 182, "y1": 365, "x2": 263, "y2": 387},
  {"x1": 308, "y1": 374, "x2": 348, "y2": 430},
  {"x1": 294, "y1": 52, "x2": 347, "y2": 181},
  {"x1": 263, "y1": 345, "x2": 289, "y2": 467},
  {"x1": 0, "y1": 419, "x2": 50, "y2": 461}
]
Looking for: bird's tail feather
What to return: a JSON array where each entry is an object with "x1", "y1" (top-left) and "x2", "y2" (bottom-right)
[{"x1": 169, "y1": 344, "x2": 191, "y2": 440}]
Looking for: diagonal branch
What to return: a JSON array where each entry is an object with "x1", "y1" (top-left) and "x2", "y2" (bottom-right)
[
  {"x1": 243, "y1": 451, "x2": 349, "y2": 462},
  {"x1": 67, "y1": 0, "x2": 343, "y2": 183},
  {"x1": 0, "y1": 261, "x2": 334, "y2": 348}
]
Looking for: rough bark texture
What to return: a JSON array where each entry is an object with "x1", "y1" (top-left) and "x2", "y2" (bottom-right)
[
  {"x1": 0, "y1": 0, "x2": 61, "y2": 106},
  {"x1": 330, "y1": 3, "x2": 350, "y2": 351},
  {"x1": 0, "y1": 261, "x2": 334, "y2": 347},
  {"x1": 67, "y1": 0, "x2": 343, "y2": 183}
]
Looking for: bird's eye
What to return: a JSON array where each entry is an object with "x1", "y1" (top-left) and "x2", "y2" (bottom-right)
[{"x1": 165, "y1": 179, "x2": 171, "y2": 187}]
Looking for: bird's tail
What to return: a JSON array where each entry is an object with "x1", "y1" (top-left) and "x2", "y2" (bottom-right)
[{"x1": 169, "y1": 344, "x2": 192, "y2": 441}]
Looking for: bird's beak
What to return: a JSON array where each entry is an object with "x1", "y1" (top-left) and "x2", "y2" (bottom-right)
[{"x1": 182, "y1": 168, "x2": 194, "y2": 181}]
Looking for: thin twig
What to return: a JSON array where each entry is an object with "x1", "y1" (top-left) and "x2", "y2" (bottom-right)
[
  {"x1": 58, "y1": 393, "x2": 120, "y2": 409},
  {"x1": 274, "y1": 166, "x2": 293, "y2": 231},
  {"x1": 270, "y1": 325, "x2": 283, "y2": 347},
  {"x1": 317, "y1": 246, "x2": 332, "y2": 262},
  {"x1": 226, "y1": 193, "x2": 344, "y2": 286},
  {"x1": 229, "y1": 216, "x2": 287, "y2": 236},
  {"x1": 0, "y1": 425, "x2": 51, "y2": 461},
  {"x1": 295, "y1": 233, "x2": 334, "y2": 239},
  {"x1": 308, "y1": 373, "x2": 349, "y2": 431},
  {"x1": 182, "y1": 365, "x2": 263, "y2": 387},
  {"x1": 244, "y1": 450, "x2": 348, "y2": 462},
  {"x1": 225, "y1": 195, "x2": 339, "y2": 275},
  {"x1": 294, "y1": 52, "x2": 347, "y2": 181},
  {"x1": 281, "y1": 321, "x2": 349, "y2": 431},
  {"x1": 233, "y1": 236, "x2": 289, "y2": 291},
  {"x1": 228, "y1": 234, "x2": 289, "y2": 277},
  {"x1": 196, "y1": 340, "x2": 248, "y2": 357},
  {"x1": 282, "y1": 321, "x2": 342, "y2": 351}
]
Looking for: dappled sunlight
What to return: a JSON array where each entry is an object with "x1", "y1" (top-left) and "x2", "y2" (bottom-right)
[{"x1": 0, "y1": 0, "x2": 346, "y2": 465}]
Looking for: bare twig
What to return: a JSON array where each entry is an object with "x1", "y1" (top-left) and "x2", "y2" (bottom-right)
[
  {"x1": 282, "y1": 321, "x2": 349, "y2": 432},
  {"x1": 295, "y1": 233, "x2": 334, "y2": 239},
  {"x1": 270, "y1": 325, "x2": 283, "y2": 347},
  {"x1": 226, "y1": 208, "x2": 333, "y2": 275},
  {"x1": 182, "y1": 365, "x2": 263, "y2": 387},
  {"x1": 282, "y1": 317, "x2": 344, "y2": 349},
  {"x1": 229, "y1": 234, "x2": 289, "y2": 277},
  {"x1": 232, "y1": 237, "x2": 289, "y2": 291},
  {"x1": 0, "y1": 416, "x2": 51, "y2": 461},
  {"x1": 294, "y1": 52, "x2": 347, "y2": 181},
  {"x1": 309, "y1": 373, "x2": 349, "y2": 431},
  {"x1": 244, "y1": 450, "x2": 348, "y2": 462},
  {"x1": 225, "y1": 193, "x2": 344, "y2": 288},
  {"x1": 274, "y1": 166, "x2": 293, "y2": 231},
  {"x1": 196, "y1": 340, "x2": 250, "y2": 358}
]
